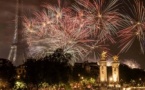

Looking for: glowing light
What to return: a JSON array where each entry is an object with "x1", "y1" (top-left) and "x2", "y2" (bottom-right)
[
  {"x1": 97, "y1": 58, "x2": 112, "y2": 66},
  {"x1": 81, "y1": 76, "x2": 84, "y2": 80},
  {"x1": 42, "y1": 22, "x2": 46, "y2": 27},
  {"x1": 109, "y1": 77, "x2": 113, "y2": 82},
  {"x1": 98, "y1": 14, "x2": 102, "y2": 18},
  {"x1": 113, "y1": 75, "x2": 117, "y2": 82},
  {"x1": 121, "y1": 59, "x2": 140, "y2": 69},
  {"x1": 17, "y1": 75, "x2": 20, "y2": 79},
  {"x1": 14, "y1": 81, "x2": 27, "y2": 89},
  {"x1": 137, "y1": 22, "x2": 141, "y2": 25},
  {"x1": 135, "y1": 32, "x2": 139, "y2": 35}
]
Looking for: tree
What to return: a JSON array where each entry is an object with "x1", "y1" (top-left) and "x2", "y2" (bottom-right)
[
  {"x1": 23, "y1": 48, "x2": 71, "y2": 85},
  {"x1": 0, "y1": 58, "x2": 15, "y2": 89}
]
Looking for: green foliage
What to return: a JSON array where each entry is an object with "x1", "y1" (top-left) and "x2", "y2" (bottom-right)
[{"x1": 13, "y1": 80, "x2": 27, "y2": 90}]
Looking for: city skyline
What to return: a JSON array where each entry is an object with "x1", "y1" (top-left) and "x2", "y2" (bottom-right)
[{"x1": 0, "y1": 0, "x2": 145, "y2": 69}]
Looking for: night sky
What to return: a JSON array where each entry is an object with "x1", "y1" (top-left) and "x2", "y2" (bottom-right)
[{"x1": 0, "y1": 0, "x2": 145, "y2": 69}]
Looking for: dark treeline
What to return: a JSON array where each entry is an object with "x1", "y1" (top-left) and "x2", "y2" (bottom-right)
[
  {"x1": 22, "y1": 48, "x2": 99, "y2": 85},
  {"x1": 0, "y1": 49, "x2": 145, "y2": 88},
  {"x1": 0, "y1": 58, "x2": 15, "y2": 88},
  {"x1": 23, "y1": 48, "x2": 71, "y2": 85}
]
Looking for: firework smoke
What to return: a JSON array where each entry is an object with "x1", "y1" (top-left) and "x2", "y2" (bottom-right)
[{"x1": 121, "y1": 59, "x2": 140, "y2": 69}]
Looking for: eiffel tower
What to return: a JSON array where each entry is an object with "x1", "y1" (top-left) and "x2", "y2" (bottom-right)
[{"x1": 8, "y1": 0, "x2": 19, "y2": 63}]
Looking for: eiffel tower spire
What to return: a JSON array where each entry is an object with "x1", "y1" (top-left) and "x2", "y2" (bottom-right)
[{"x1": 8, "y1": 0, "x2": 19, "y2": 62}]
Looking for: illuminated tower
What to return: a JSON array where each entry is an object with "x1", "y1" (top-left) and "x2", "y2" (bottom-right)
[
  {"x1": 112, "y1": 55, "x2": 120, "y2": 83},
  {"x1": 8, "y1": 0, "x2": 19, "y2": 63},
  {"x1": 99, "y1": 51, "x2": 107, "y2": 83}
]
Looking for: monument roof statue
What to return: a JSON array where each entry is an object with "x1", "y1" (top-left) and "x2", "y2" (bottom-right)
[
  {"x1": 113, "y1": 55, "x2": 119, "y2": 61},
  {"x1": 101, "y1": 51, "x2": 107, "y2": 60}
]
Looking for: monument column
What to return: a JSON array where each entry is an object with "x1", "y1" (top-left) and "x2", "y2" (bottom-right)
[
  {"x1": 99, "y1": 51, "x2": 107, "y2": 84},
  {"x1": 112, "y1": 55, "x2": 120, "y2": 83}
]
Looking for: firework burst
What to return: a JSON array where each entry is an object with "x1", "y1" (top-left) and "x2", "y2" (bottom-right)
[
  {"x1": 74, "y1": 0, "x2": 121, "y2": 43},
  {"x1": 121, "y1": 59, "x2": 141, "y2": 69},
  {"x1": 22, "y1": 0, "x2": 126, "y2": 64},
  {"x1": 84, "y1": 39, "x2": 110, "y2": 60},
  {"x1": 23, "y1": 1, "x2": 96, "y2": 65},
  {"x1": 118, "y1": 0, "x2": 145, "y2": 53}
]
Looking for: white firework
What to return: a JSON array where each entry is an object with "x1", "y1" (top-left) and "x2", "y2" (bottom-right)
[
  {"x1": 23, "y1": 2, "x2": 93, "y2": 65},
  {"x1": 121, "y1": 59, "x2": 140, "y2": 69}
]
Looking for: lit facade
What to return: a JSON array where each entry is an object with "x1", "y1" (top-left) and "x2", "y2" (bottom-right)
[
  {"x1": 99, "y1": 51, "x2": 107, "y2": 83},
  {"x1": 100, "y1": 60, "x2": 107, "y2": 82},
  {"x1": 99, "y1": 53, "x2": 120, "y2": 85},
  {"x1": 112, "y1": 56, "x2": 120, "y2": 83}
]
